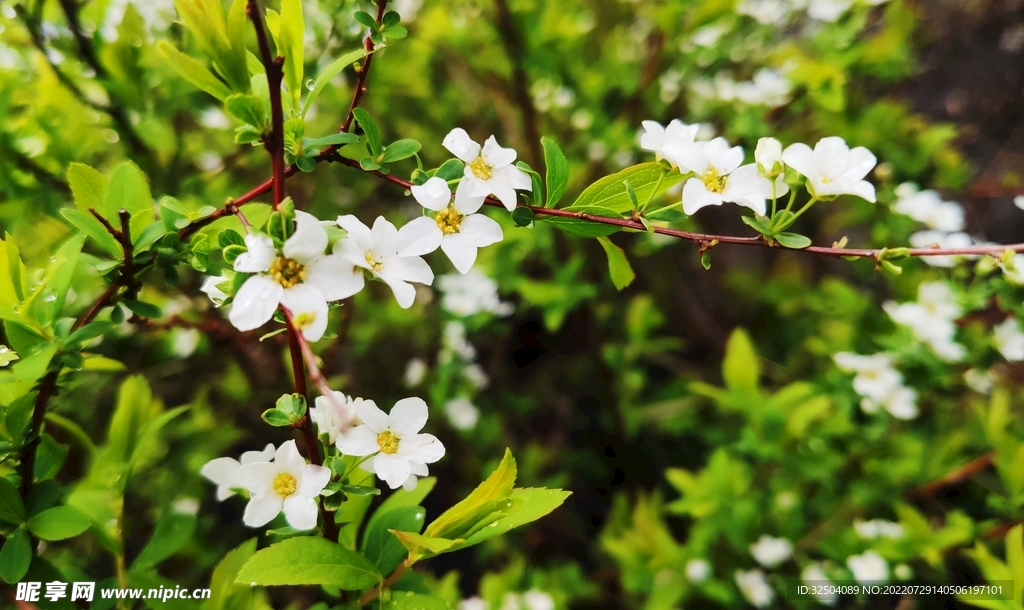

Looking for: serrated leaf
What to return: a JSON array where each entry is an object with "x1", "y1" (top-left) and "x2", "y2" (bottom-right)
[
  {"x1": 569, "y1": 163, "x2": 682, "y2": 214},
  {"x1": 68, "y1": 163, "x2": 108, "y2": 216},
  {"x1": 541, "y1": 137, "x2": 569, "y2": 207},
  {"x1": 26, "y1": 506, "x2": 92, "y2": 541},
  {"x1": 236, "y1": 536, "x2": 381, "y2": 589},
  {"x1": 105, "y1": 161, "x2": 154, "y2": 238},
  {"x1": 597, "y1": 236, "x2": 635, "y2": 290}
]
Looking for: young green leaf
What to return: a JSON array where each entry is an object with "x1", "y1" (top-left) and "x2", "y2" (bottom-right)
[
  {"x1": 722, "y1": 328, "x2": 760, "y2": 393},
  {"x1": 123, "y1": 300, "x2": 163, "y2": 319},
  {"x1": 61, "y1": 209, "x2": 123, "y2": 258},
  {"x1": 385, "y1": 592, "x2": 452, "y2": 609},
  {"x1": 235, "y1": 536, "x2": 381, "y2": 589},
  {"x1": 68, "y1": 163, "x2": 108, "y2": 215},
  {"x1": 26, "y1": 506, "x2": 92, "y2": 541},
  {"x1": 278, "y1": 0, "x2": 305, "y2": 110},
  {"x1": 156, "y1": 41, "x2": 231, "y2": 101},
  {"x1": 301, "y1": 48, "x2": 367, "y2": 117},
  {"x1": 432, "y1": 159, "x2": 465, "y2": 182},
  {"x1": 362, "y1": 505, "x2": 425, "y2": 574},
  {"x1": 511, "y1": 207, "x2": 535, "y2": 227},
  {"x1": 774, "y1": 232, "x2": 812, "y2": 249},
  {"x1": 570, "y1": 163, "x2": 683, "y2": 214},
  {"x1": 0, "y1": 528, "x2": 31, "y2": 584},
  {"x1": 380, "y1": 139, "x2": 422, "y2": 163},
  {"x1": 0, "y1": 476, "x2": 26, "y2": 525},
  {"x1": 425, "y1": 448, "x2": 516, "y2": 540},
  {"x1": 303, "y1": 133, "x2": 361, "y2": 148},
  {"x1": 224, "y1": 94, "x2": 269, "y2": 129},
  {"x1": 597, "y1": 236, "x2": 635, "y2": 290},
  {"x1": 461, "y1": 487, "x2": 571, "y2": 547},
  {"x1": 132, "y1": 510, "x2": 197, "y2": 570},
  {"x1": 353, "y1": 108, "x2": 382, "y2": 156},
  {"x1": 541, "y1": 137, "x2": 569, "y2": 207}
]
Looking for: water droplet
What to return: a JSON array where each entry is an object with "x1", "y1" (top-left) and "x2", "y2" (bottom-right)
[
  {"x1": 415, "y1": 514, "x2": 422, "y2": 520},
  {"x1": 305, "y1": 78, "x2": 316, "y2": 91},
  {"x1": 0, "y1": 346, "x2": 8, "y2": 353},
  {"x1": 42, "y1": 291, "x2": 56, "y2": 302}
]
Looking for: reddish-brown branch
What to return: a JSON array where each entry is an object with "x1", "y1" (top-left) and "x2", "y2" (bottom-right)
[
  {"x1": 246, "y1": 0, "x2": 286, "y2": 207},
  {"x1": 117, "y1": 209, "x2": 139, "y2": 299},
  {"x1": 19, "y1": 371, "x2": 60, "y2": 499},
  {"x1": 907, "y1": 452, "x2": 996, "y2": 500},
  {"x1": 356, "y1": 557, "x2": 413, "y2": 606},
  {"x1": 341, "y1": 0, "x2": 390, "y2": 133}
]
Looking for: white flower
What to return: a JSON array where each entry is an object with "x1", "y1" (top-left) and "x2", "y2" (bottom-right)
[
  {"x1": 734, "y1": 569, "x2": 774, "y2": 608},
  {"x1": 200, "y1": 443, "x2": 275, "y2": 501},
  {"x1": 847, "y1": 551, "x2": 889, "y2": 584},
  {"x1": 438, "y1": 270, "x2": 514, "y2": 317},
  {"x1": 335, "y1": 397, "x2": 445, "y2": 489},
  {"x1": 500, "y1": 593, "x2": 522, "y2": 610},
  {"x1": 807, "y1": 0, "x2": 853, "y2": 21},
  {"x1": 833, "y1": 352, "x2": 902, "y2": 402},
  {"x1": 892, "y1": 183, "x2": 965, "y2": 232},
  {"x1": 691, "y1": 23, "x2": 726, "y2": 47},
  {"x1": 171, "y1": 328, "x2": 200, "y2": 358},
  {"x1": 782, "y1": 137, "x2": 877, "y2": 202},
  {"x1": 733, "y1": 69, "x2": 791, "y2": 107},
  {"x1": 860, "y1": 386, "x2": 918, "y2": 420},
  {"x1": 855, "y1": 519, "x2": 904, "y2": 540},
  {"x1": 229, "y1": 211, "x2": 362, "y2": 341},
  {"x1": 755, "y1": 137, "x2": 784, "y2": 176},
  {"x1": 522, "y1": 590, "x2": 554, "y2": 610},
  {"x1": 404, "y1": 358, "x2": 428, "y2": 387},
  {"x1": 999, "y1": 254, "x2": 1024, "y2": 285},
  {"x1": 1015, "y1": 195, "x2": 1024, "y2": 211},
  {"x1": 908, "y1": 230, "x2": 974, "y2": 268},
  {"x1": 398, "y1": 177, "x2": 503, "y2": 274},
  {"x1": 200, "y1": 275, "x2": 228, "y2": 306},
  {"x1": 666, "y1": 138, "x2": 777, "y2": 216},
  {"x1": 738, "y1": 0, "x2": 791, "y2": 24},
  {"x1": 458, "y1": 598, "x2": 489, "y2": 610},
  {"x1": 311, "y1": 391, "x2": 361, "y2": 444},
  {"x1": 463, "y1": 363, "x2": 490, "y2": 389},
  {"x1": 444, "y1": 397, "x2": 480, "y2": 430},
  {"x1": 994, "y1": 317, "x2": 1024, "y2": 361},
  {"x1": 443, "y1": 128, "x2": 532, "y2": 212},
  {"x1": 236, "y1": 440, "x2": 331, "y2": 530},
  {"x1": 801, "y1": 563, "x2": 838, "y2": 606},
  {"x1": 750, "y1": 535, "x2": 793, "y2": 568},
  {"x1": 894, "y1": 564, "x2": 913, "y2": 580},
  {"x1": 443, "y1": 321, "x2": 477, "y2": 361},
  {"x1": 639, "y1": 119, "x2": 700, "y2": 164},
  {"x1": 883, "y1": 281, "x2": 964, "y2": 362},
  {"x1": 335, "y1": 215, "x2": 434, "y2": 309},
  {"x1": 686, "y1": 558, "x2": 711, "y2": 583},
  {"x1": 964, "y1": 369, "x2": 995, "y2": 395}
]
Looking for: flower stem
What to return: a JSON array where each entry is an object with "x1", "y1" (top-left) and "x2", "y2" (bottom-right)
[{"x1": 356, "y1": 557, "x2": 414, "y2": 606}]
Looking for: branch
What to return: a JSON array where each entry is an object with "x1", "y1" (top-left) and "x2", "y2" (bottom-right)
[
  {"x1": 356, "y1": 557, "x2": 413, "y2": 606},
  {"x1": 332, "y1": 156, "x2": 1024, "y2": 260},
  {"x1": 18, "y1": 370, "x2": 59, "y2": 499},
  {"x1": 117, "y1": 209, "x2": 139, "y2": 300},
  {"x1": 5, "y1": 145, "x2": 70, "y2": 195},
  {"x1": 246, "y1": 0, "x2": 287, "y2": 207},
  {"x1": 907, "y1": 452, "x2": 996, "y2": 500},
  {"x1": 341, "y1": 0, "x2": 390, "y2": 133}
]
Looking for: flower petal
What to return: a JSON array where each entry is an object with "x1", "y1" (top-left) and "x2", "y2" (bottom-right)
[
  {"x1": 305, "y1": 253, "x2": 365, "y2": 301},
  {"x1": 389, "y1": 397, "x2": 429, "y2": 435},
  {"x1": 454, "y1": 183, "x2": 486, "y2": 214},
  {"x1": 682, "y1": 178, "x2": 723, "y2": 215},
  {"x1": 845, "y1": 146, "x2": 877, "y2": 182},
  {"x1": 336, "y1": 424, "x2": 380, "y2": 456},
  {"x1": 281, "y1": 284, "x2": 329, "y2": 342},
  {"x1": 440, "y1": 233, "x2": 478, "y2": 274},
  {"x1": 243, "y1": 493, "x2": 283, "y2": 527},
  {"x1": 336, "y1": 238, "x2": 372, "y2": 270},
  {"x1": 283, "y1": 211, "x2": 329, "y2": 264},
  {"x1": 781, "y1": 143, "x2": 816, "y2": 181},
  {"x1": 661, "y1": 140, "x2": 707, "y2": 174},
  {"x1": 411, "y1": 177, "x2": 452, "y2": 211},
  {"x1": 336, "y1": 214, "x2": 373, "y2": 246},
  {"x1": 813, "y1": 137, "x2": 850, "y2": 179},
  {"x1": 201, "y1": 457, "x2": 241, "y2": 487},
  {"x1": 275, "y1": 440, "x2": 305, "y2": 471},
  {"x1": 234, "y1": 234, "x2": 276, "y2": 273},
  {"x1": 487, "y1": 173, "x2": 518, "y2": 211},
  {"x1": 381, "y1": 275, "x2": 417, "y2": 309},
  {"x1": 481, "y1": 136, "x2": 517, "y2": 168},
  {"x1": 506, "y1": 164, "x2": 534, "y2": 191},
  {"x1": 298, "y1": 464, "x2": 331, "y2": 497},
  {"x1": 442, "y1": 128, "x2": 481, "y2": 163},
  {"x1": 282, "y1": 495, "x2": 318, "y2": 530},
  {"x1": 399, "y1": 433, "x2": 445, "y2": 464},
  {"x1": 237, "y1": 462, "x2": 275, "y2": 495},
  {"x1": 397, "y1": 217, "x2": 444, "y2": 257},
  {"x1": 373, "y1": 453, "x2": 413, "y2": 489},
  {"x1": 383, "y1": 255, "x2": 434, "y2": 285},
  {"x1": 460, "y1": 213, "x2": 503, "y2": 248},
  {"x1": 355, "y1": 399, "x2": 389, "y2": 433},
  {"x1": 228, "y1": 275, "x2": 283, "y2": 332},
  {"x1": 240, "y1": 443, "x2": 276, "y2": 464}
]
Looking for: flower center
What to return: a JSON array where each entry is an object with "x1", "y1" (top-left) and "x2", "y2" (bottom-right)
[
  {"x1": 470, "y1": 156, "x2": 493, "y2": 180},
  {"x1": 272, "y1": 472, "x2": 297, "y2": 497},
  {"x1": 364, "y1": 251, "x2": 383, "y2": 272},
  {"x1": 436, "y1": 207, "x2": 464, "y2": 235},
  {"x1": 701, "y1": 168, "x2": 727, "y2": 194},
  {"x1": 269, "y1": 257, "x2": 306, "y2": 289},
  {"x1": 376, "y1": 429, "x2": 400, "y2": 454},
  {"x1": 294, "y1": 311, "x2": 316, "y2": 330}
]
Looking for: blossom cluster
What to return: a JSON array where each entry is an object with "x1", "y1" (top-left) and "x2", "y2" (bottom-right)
[
  {"x1": 640, "y1": 119, "x2": 876, "y2": 218},
  {"x1": 833, "y1": 352, "x2": 917, "y2": 420},
  {"x1": 891, "y1": 183, "x2": 974, "y2": 268},
  {"x1": 883, "y1": 281, "x2": 964, "y2": 362}
]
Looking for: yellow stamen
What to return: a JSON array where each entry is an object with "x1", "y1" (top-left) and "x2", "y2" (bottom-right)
[
  {"x1": 436, "y1": 207, "x2": 463, "y2": 235},
  {"x1": 269, "y1": 257, "x2": 306, "y2": 289},
  {"x1": 701, "y1": 168, "x2": 727, "y2": 194},
  {"x1": 377, "y1": 429, "x2": 400, "y2": 454},
  {"x1": 470, "y1": 157, "x2": 493, "y2": 180},
  {"x1": 364, "y1": 251, "x2": 383, "y2": 272},
  {"x1": 273, "y1": 472, "x2": 297, "y2": 497}
]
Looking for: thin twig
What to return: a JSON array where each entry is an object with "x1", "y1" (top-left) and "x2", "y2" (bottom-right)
[
  {"x1": 118, "y1": 209, "x2": 139, "y2": 299},
  {"x1": 246, "y1": 0, "x2": 287, "y2": 208},
  {"x1": 18, "y1": 371, "x2": 59, "y2": 499},
  {"x1": 907, "y1": 452, "x2": 996, "y2": 500},
  {"x1": 341, "y1": 0, "x2": 390, "y2": 133},
  {"x1": 356, "y1": 557, "x2": 413, "y2": 606}
]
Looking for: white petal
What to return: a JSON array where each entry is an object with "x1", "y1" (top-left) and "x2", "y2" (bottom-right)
[
  {"x1": 370, "y1": 216, "x2": 402, "y2": 253},
  {"x1": 813, "y1": 137, "x2": 851, "y2": 179},
  {"x1": 781, "y1": 143, "x2": 817, "y2": 181},
  {"x1": 336, "y1": 238, "x2": 372, "y2": 270},
  {"x1": 243, "y1": 494, "x2": 283, "y2": 527},
  {"x1": 399, "y1": 433, "x2": 445, "y2": 464},
  {"x1": 237, "y1": 462, "x2": 275, "y2": 495},
  {"x1": 389, "y1": 397, "x2": 429, "y2": 435},
  {"x1": 336, "y1": 424, "x2": 381, "y2": 456},
  {"x1": 847, "y1": 180, "x2": 877, "y2": 203},
  {"x1": 383, "y1": 255, "x2": 434, "y2": 285},
  {"x1": 298, "y1": 464, "x2": 331, "y2": 497},
  {"x1": 682, "y1": 179, "x2": 723, "y2": 215},
  {"x1": 201, "y1": 457, "x2": 241, "y2": 487},
  {"x1": 440, "y1": 233, "x2": 479, "y2": 274},
  {"x1": 397, "y1": 217, "x2": 444, "y2": 257},
  {"x1": 355, "y1": 400, "x2": 390, "y2": 433},
  {"x1": 228, "y1": 276, "x2": 283, "y2": 332},
  {"x1": 381, "y1": 275, "x2": 417, "y2": 309},
  {"x1": 280, "y1": 285, "x2": 329, "y2": 342},
  {"x1": 275, "y1": 440, "x2": 305, "y2": 471},
  {"x1": 481, "y1": 136, "x2": 517, "y2": 169},
  {"x1": 454, "y1": 183, "x2": 486, "y2": 214},
  {"x1": 662, "y1": 140, "x2": 707, "y2": 174},
  {"x1": 373, "y1": 453, "x2": 413, "y2": 489},
  {"x1": 460, "y1": 173, "x2": 494, "y2": 199},
  {"x1": 845, "y1": 146, "x2": 877, "y2": 182},
  {"x1": 460, "y1": 213, "x2": 503, "y2": 248},
  {"x1": 506, "y1": 164, "x2": 534, "y2": 191},
  {"x1": 411, "y1": 177, "x2": 452, "y2": 212},
  {"x1": 304, "y1": 253, "x2": 365, "y2": 301},
  {"x1": 336, "y1": 214, "x2": 373, "y2": 245},
  {"x1": 240, "y1": 443, "x2": 277, "y2": 464},
  {"x1": 283, "y1": 211, "x2": 329, "y2": 264},
  {"x1": 282, "y1": 495, "x2": 319, "y2": 530},
  {"x1": 442, "y1": 128, "x2": 480, "y2": 163},
  {"x1": 487, "y1": 173, "x2": 519, "y2": 211},
  {"x1": 234, "y1": 234, "x2": 276, "y2": 273}
]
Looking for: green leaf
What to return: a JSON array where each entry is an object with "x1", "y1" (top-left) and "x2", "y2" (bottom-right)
[
  {"x1": 425, "y1": 448, "x2": 516, "y2": 541},
  {"x1": 105, "y1": 161, "x2": 154, "y2": 238},
  {"x1": 381, "y1": 139, "x2": 422, "y2": 163},
  {"x1": 700, "y1": 249, "x2": 712, "y2": 270},
  {"x1": 303, "y1": 132, "x2": 361, "y2": 148},
  {"x1": 353, "y1": 108, "x2": 382, "y2": 156},
  {"x1": 236, "y1": 536, "x2": 381, "y2": 589},
  {"x1": 597, "y1": 236, "x2": 635, "y2": 290},
  {"x1": 30, "y1": 234, "x2": 85, "y2": 325},
  {"x1": 156, "y1": 41, "x2": 231, "y2": 101},
  {"x1": 262, "y1": 408, "x2": 291, "y2": 427},
  {"x1": 123, "y1": 300, "x2": 162, "y2": 319},
  {"x1": 133, "y1": 510, "x2": 197, "y2": 569},
  {"x1": 391, "y1": 531, "x2": 462, "y2": 559},
  {"x1": 511, "y1": 207, "x2": 534, "y2": 227},
  {"x1": 569, "y1": 163, "x2": 683, "y2": 214},
  {"x1": 740, "y1": 214, "x2": 774, "y2": 236},
  {"x1": 384, "y1": 25, "x2": 408, "y2": 39},
  {"x1": 0, "y1": 476, "x2": 26, "y2": 524},
  {"x1": 0, "y1": 528, "x2": 31, "y2": 583},
  {"x1": 353, "y1": 11, "x2": 377, "y2": 28},
  {"x1": 541, "y1": 137, "x2": 569, "y2": 207},
  {"x1": 432, "y1": 159, "x2": 464, "y2": 182},
  {"x1": 3, "y1": 236, "x2": 28, "y2": 303},
  {"x1": 774, "y1": 232, "x2": 812, "y2": 249},
  {"x1": 338, "y1": 484, "x2": 380, "y2": 496},
  {"x1": 538, "y1": 205, "x2": 622, "y2": 237},
  {"x1": 224, "y1": 93, "x2": 268, "y2": 129},
  {"x1": 67, "y1": 204, "x2": 125, "y2": 254},
  {"x1": 295, "y1": 156, "x2": 317, "y2": 173},
  {"x1": 34, "y1": 434, "x2": 68, "y2": 481},
  {"x1": 384, "y1": 592, "x2": 452, "y2": 609},
  {"x1": 26, "y1": 505, "x2": 92, "y2": 541},
  {"x1": 462, "y1": 487, "x2": 571, "y2": 547},
  {"x1": 278, "y1": 0, "x2": 305, "y2": 110},
  {"x1": 224, "y1": 0, "x2": 250, "y2": 93},
  {"x1": 723, "y1": 328, "x2": 760, "y2": 393},
  {"x1": 217, "y1": 229, "x2": 246, "y2": 249},
  {"x1": 301, "y1": 48, "x2": 367, "y2": 117},
  {"x1": 68, "y1": 163, "x2": 108, "y2": 215},
  {"x1": 208, "y1": 539, "x2": 258, "y2": 610},
  {"x1": 160, "y1": 197, "x2": 189, "y2": 232},
  {"x1": 11, "y1": 342, "x2": 58, "y2": 382},
  {"x1": 363, "y1": 506, "x2": 425, "y2": 575}
]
